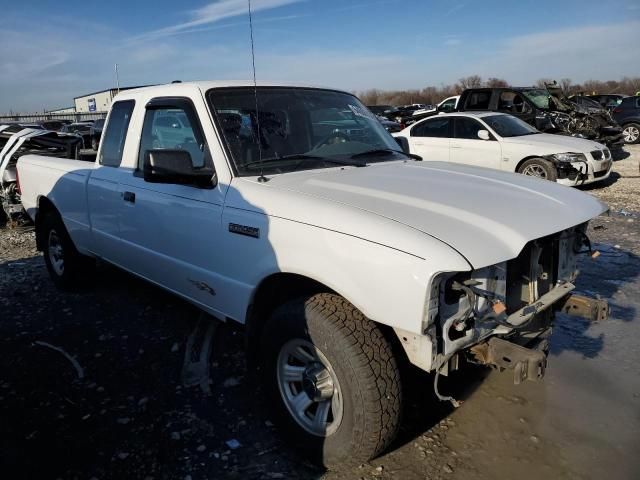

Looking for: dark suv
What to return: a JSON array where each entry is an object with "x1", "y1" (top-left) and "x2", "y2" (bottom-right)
[
  {"x1": 612, "y1": 96, "x2": 640, "y2": 144},
  {"x1": 457, "y1": 87, "x2": 623, "y2": 146}
]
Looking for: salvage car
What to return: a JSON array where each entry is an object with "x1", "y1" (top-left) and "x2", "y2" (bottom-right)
[
  {"x1": 393, "y1": 112, "x2": 612, "y2": 185},
  {"x1": 0, "y1": 124, "x2": 82, "y2": 221},
  {"x1": 60, "y1": 122, "x2": 92, "y2": 148},
  {"x1": 403, "y1": 95, "x2": 460, "y2": 126},
  {"x1": 90, "y1": 118, "x2": 106, "y2": 150},
  {"x1": 457, "y1": 86, "x2": 623, "y2": 146},
  {"x1": 16, "y1": 81, "x2": 609, "y2": 467},
  {"x1": 612, "y1": 96, "x2": 640, "y2": 144}
]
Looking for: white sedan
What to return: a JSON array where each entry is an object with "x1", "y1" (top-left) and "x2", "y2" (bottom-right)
[{"x1": 393, "y1": 112, "x2": 612, "y2": 185}]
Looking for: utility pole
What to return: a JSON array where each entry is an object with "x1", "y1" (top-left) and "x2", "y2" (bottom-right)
[{"x1": 115, "y1": 63, "x2": 120, "y2": 93}]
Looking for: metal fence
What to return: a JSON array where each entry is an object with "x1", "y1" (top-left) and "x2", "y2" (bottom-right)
[{"x1": 0, "y1": 112, "x2": 107, "y2": 124}]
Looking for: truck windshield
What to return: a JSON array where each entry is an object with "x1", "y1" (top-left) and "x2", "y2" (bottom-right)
[
  {"x1": 483, "y1": 114, "x2": 540, "y2": 137},
  {"x1": 522, "y1": 89, "x2": 550, "y2": 109},
  {"x1": 206, "y1": 87, "x2": 406, "y2": 176}
]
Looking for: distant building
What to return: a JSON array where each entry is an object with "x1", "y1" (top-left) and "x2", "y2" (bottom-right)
[{"x1": 73, "y1": 86, "x2": 152, "y2": 113}]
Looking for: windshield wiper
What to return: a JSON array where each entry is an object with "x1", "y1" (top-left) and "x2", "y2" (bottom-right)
[
  {"x1": 350, "y1": 148, "x2": 422, "y2": 161},
  {"x1": 245, "y1": 153, "x2": 366, "y2": 170}
]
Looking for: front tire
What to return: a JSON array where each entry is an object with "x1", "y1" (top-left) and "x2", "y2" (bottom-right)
[
  {"x1": 42, "y1": 212, "x2": 93, "y2": 290},
  {"x1": 622, "y1": 123, "x2": 640, "y2": 144},
  {"x1": 517, "y1": 157, "x2": 558, "y2": 181},
  {"x1": 259, "y1": 293, "x2": 401, "y2": 468}
]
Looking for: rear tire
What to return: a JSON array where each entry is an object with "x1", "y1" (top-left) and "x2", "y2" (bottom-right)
[
  {"x1": 517, "y1": 157, "x2": 558, "y2": 181},
  {"x1": 622, "y1": 123, "x2": 640, "y2": 144},
  {"x1": 91, "y1": 137, "x2": 99, "y2": 151},
  {"x1": 41, "y1": 212, "x2": 94, "y2": 290},
  {"x1": 259, "y1": 293, "x2": 402, "y2": 468}
]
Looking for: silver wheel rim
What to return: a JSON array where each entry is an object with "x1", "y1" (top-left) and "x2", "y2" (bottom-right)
[
  {"x1": 623, "y1": 126, "x2": 639, "y2": 143},
  {"x1": 521, "y1": 164, "x2": 548, "y2": 178},
  {"x1": 277, "y1": 339, "x2": 343, "y2": 437},
  {"x1": 48, "y1": 229, "x2": 65, "y2": 276}
]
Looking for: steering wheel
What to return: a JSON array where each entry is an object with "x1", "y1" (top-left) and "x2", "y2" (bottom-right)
[{"x1": 314, "y1": 131, "x2": 349, "y2": 150}]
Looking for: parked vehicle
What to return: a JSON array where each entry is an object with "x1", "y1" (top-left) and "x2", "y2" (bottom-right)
[
  {"x1": 393, "y1": 112, "x2": 612, "y2": 185},
  {"x1": 404, "y1": 95, "x2": 460, "y2": 125},
  {"x1": 90, "y1": 118, "x2": 106, "y2": 150},
  {"x1": 612, "y1": 96, "x2": 640, "y2": 144},
  {"x1": 40, "y1": 120, "x2": 73, "y2": 131},
  {"x1": 456, "y1": 86, "x2": 623, "y2": 146},
  {"x1": 17, "y1": 81, "x2": 608, "y2": 467},
  {"x1": 60, "y1": 122, "x2": 92, "y2": 148},
  {"x1": 0, "y1": 124, "x2": 82, "y2": 220},
  {"x1": 376, "y1": 115, "x2": 402, "y2": 133},
  {"x1": 585, "y1": 94, "x2": 627, "y2": 111},
  {"x1": 367, "y1": 105, "x2": 395, "y2": 116}
]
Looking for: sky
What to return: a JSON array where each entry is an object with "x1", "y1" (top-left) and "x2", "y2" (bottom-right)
[{"x1": 1, "y1": 0, "x2": 639, "y2": 112}]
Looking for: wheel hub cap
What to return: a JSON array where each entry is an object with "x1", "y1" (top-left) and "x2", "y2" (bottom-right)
[
  {"x1": 302, "y1": 364, "x2": 334, "y2": 402},
  {"x1": 277, "y1": 339, "x2": 344, "y2": 437},
  {"x1": 48, "y1": 229, "x2": 65, "y2": 276}
]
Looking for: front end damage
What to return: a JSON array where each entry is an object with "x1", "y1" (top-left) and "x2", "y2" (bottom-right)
[
  {"x1": 535, "y1": 84, "x2": 623, "y2": 147},
  {"x1": 428, "y1": 224, "x2": 607, "y2": 400}
]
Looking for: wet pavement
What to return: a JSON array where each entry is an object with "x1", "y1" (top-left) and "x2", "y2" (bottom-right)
[{"x1": 0, "y1": 146, "x2": 638, "y2": 479}]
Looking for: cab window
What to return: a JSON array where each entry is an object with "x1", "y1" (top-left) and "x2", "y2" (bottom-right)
[{"x1": 138, "y1": 101, "x2": 207, "y2": 169}]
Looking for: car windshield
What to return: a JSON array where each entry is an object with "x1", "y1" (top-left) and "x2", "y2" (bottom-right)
[
  {"x1": 522, "y1": 89, "x2": 550, "y2": 109},
  {"x1": 482, "y1": 114, "x2": 539, "y2": 137},
  {"x1": 207, "y1": 87, "x2": 406, "y2": 176}
]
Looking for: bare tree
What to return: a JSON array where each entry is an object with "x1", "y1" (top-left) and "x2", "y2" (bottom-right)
[
  {"x1": 457, "y1": 75, "x2": 483, "y2": 90},
  {"x1": 485, "y1": 77, "x2": 509, "y2": 87}
]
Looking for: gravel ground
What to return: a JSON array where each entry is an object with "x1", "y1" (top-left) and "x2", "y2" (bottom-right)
[{"x1": 0, "y1": 145, "x2": 638, "y2": 480}]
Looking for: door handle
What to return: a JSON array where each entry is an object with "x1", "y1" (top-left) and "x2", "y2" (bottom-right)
[
  {"x1": 123, "y1": 191, "x2": 136, "y2": 203},
  {"x1": 451, "y1": 144, "x2": 462, "y2": 149}
]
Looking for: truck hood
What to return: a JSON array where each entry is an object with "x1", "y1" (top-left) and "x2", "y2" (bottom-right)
[
  {"x1": 501, "y1": 133, "x2": 605, "y2": 152},
  {"x1": 264, "y1": 161, "x2": 607, "y2": 268}
]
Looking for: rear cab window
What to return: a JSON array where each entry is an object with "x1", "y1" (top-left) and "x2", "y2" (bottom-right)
[
  {"x1": 100, "y1": 100, "x2": 135, "y2": 167},
  {"x1": 464, "y1": 91, "x2": 491, "y2": 110}
]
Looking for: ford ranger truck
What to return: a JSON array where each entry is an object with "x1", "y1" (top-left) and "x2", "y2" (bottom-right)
[{"x1": 16, "y1": 82, "x2": 609, "y2": 467}]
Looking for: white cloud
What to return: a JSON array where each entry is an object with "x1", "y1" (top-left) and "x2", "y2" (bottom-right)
[{"x1": 131, "y1": 0, "x2": 303, "y2": 41}]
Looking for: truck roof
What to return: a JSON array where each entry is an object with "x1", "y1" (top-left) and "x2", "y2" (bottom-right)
[{"x1": 112, "y1": 81, "x2": 349, "y2": 101}]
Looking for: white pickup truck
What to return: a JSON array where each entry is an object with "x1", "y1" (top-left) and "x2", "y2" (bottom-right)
[{"x1": 17, "y1": 81, "x2": 609, "y2": 467}]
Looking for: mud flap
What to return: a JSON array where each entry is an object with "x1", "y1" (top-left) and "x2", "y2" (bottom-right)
[{"x1": 471, "y1": 337, "x2": 547, "y2": 385}]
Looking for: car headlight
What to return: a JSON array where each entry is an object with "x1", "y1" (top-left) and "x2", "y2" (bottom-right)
[{"x1": 550, "y1": 152, "x2": 587, "y2": 163}]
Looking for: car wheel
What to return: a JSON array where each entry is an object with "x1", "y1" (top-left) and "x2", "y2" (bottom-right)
[
  {"x1": 622, "y1": 123, "x2": 640, "y2": 144},
  {"x1": 517, "y1": 157, "x2": 558, "y2": 181},
  {"x1": 42, "y1": 212, "x2": 94, "y2": 290},
  {"x1": 259, "y1": 293, "x2": 402, "y2": 468},
  {"x1": 91, "y1": 137, "x2": 98, "y2": 151}
]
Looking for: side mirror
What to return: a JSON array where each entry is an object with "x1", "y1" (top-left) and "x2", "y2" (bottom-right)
[
  {"x1": 143, "y1": 149, "x2": 215, "y2": 187},
  {"x1": 477, "y1": 129, "x2": 491, "y2": 141}
]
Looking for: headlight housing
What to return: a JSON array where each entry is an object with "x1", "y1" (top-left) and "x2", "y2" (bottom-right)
[{"x1": 550, "y1": 152, "x2": 587, "y2": 163}]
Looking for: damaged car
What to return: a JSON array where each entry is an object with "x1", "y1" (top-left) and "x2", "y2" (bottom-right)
[
  {"x1": 457, "y1": 85, "x2": 624, "y2": 146},
  {"x1": 393, "y1": 112, "x2": 613, "y2": 185},
  {"x1": 0, "y1": 124, "x2": 83, "y2": 221}
]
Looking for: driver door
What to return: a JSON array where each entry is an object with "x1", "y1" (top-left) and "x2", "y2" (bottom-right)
[
  {"x1": 115, "y1": 97, "x2": 227, "y2": 313},
  {"x1": 449, "y1": 117, "x2": 501, "y2": 169}
]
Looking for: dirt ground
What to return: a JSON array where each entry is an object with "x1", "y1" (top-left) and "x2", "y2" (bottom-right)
[{"x1": 0, "y1": 146, "x2": 638, "y2": 480}]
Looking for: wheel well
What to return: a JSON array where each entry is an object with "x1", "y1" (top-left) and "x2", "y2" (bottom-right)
[
  {"x1": 244, "y1": 273, "x2": 407, "y2": 369},
  {"x1": 34, "y1": 196, "x2": 58, "y2": 251},
  {"x1": 515, "y1": 155, "x2": 551, "y2": 173}
]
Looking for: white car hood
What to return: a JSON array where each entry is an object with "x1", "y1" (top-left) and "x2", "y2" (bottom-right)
[
  {"x1": 266, "y1": 161, "x2": 607, "y2": 268},
  {"x1": 501, "y1": 133, "x2": 605, "y2": 152}
]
